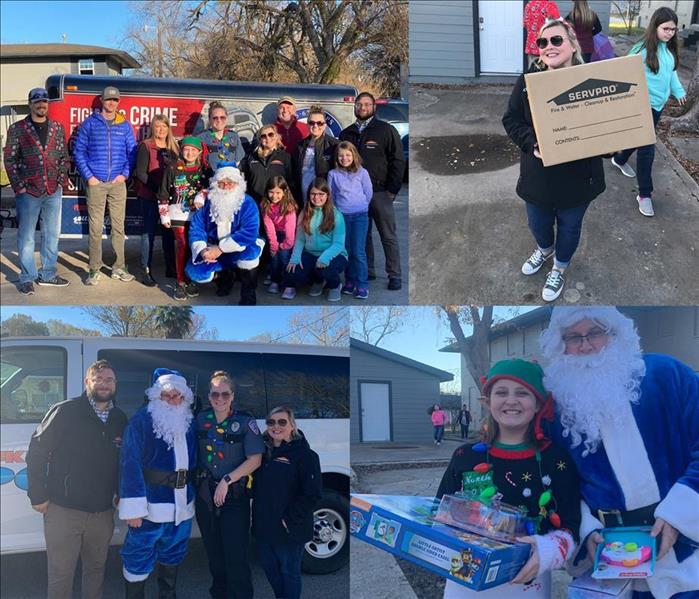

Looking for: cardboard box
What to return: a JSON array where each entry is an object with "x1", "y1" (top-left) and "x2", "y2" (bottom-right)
[
  {"x1": 525, "y1": 54, "x2": 656, "y2": 166},
  {"x1": 350, "y1": 494, "x2": 531, "y2": 591},
  {"x1": 592, "y1": 526, "x2": 656, "y2": 580},
  {"x1": 568, "y1": 572, "x2": 633, "y2": 599}
]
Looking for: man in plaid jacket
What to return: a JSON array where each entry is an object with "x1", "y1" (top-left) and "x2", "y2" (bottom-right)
[{"x1": 4, "y1": 87, "x2": 69, "y2": 295}]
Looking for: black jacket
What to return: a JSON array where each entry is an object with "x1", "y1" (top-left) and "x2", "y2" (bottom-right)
[
  {"x1": 26, "y1": 394, "x2": 127, "y2": 512},
  {"x1": 252, "y1": 432, "x2": 322, "y2": 544},
  {"x1": 340, "y1": 118, "x2": 405, "y2": 195},
  {"x1": 293, "y1": 134, "x2": 339, "y2": 202},
  {"x1": 240, "y1": 147, "x2": 294, "y2": 204},
  {"x1": 502, "y1": 69, "x2": 606, "y2": 209}
]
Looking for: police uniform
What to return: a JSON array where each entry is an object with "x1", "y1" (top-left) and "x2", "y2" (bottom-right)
[{"x1": 195, "y1": 408, "x2": 264, "y2": 599}]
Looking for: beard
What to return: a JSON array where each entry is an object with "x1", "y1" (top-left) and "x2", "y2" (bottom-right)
[
  {"x1": 543, "y1": 340, "x2": 646, "y2": 457},
  {"x1": 147, "y1": 398, "x2": 193, "y2": 450},
  {"x1": 87, "y1": 388, "x2": 115, "y2": 405},
  {"x1": 208, "y1": 183, "x2": 245, "y2": 226}
]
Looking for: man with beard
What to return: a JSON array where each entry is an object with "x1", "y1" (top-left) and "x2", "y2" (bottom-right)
[
  {"x1": 340, "y1": 92, "x2": 405, "y2": 291},
  {"x1": 119, "y1": 369, "x2": 197, "y2": 598},
  {"x1": 186, "y1": 166, "x2": 264, "y2": 305},
  {"x1": 26, "y1": 360, "x2": 127, "y2": 599},
  {"x1": 540, "y1": 306, "x2": 699, "y2": 598}
]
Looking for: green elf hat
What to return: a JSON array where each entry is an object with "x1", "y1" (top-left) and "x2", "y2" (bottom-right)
[{"x1": 180, "y1": 136, "x2": 203, "y2": 151}]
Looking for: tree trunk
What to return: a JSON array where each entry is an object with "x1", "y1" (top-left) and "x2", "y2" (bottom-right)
[{"x1": 669, "y1": 52, "x2": 699, "y2": 134}]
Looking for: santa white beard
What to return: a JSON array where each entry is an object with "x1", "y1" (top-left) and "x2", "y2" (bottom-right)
[
  {"x1": 147, "y1": 397, "x2": 193, "y2": 450},
  {"x1": 208, "y1": 183, "x2": 245, "y2": 226},
  {"x1": 543, "y1": 340, "x2": 646, "y2": 457}
]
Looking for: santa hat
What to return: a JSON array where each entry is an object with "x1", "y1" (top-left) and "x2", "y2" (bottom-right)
[
  {"x1": 148, "y1": 368, "x2": 194, "y2": 404},
  {"x1": 212, "y1": 165, "x2": 244, "y2": 186}
]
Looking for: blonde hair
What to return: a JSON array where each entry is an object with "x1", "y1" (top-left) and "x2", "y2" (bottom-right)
[
  {"x1": 209, "y1": 370, "x2": 235, "y2": 393},
  {"x1": 148, "y1": 114, "x2": 179, "y2": 155},
  {"x1": 537, "y1": 18, "x2": 584, "y2": 68},
  {"x1": 335, "y1": 141, "x2": 362, "y2": 173},
  {"x1": 256, "y1": 124, "x2": 283, "y2": 157},
  {"x1": 263, "y1": 405, "x2": 301, "y2": 442},
  {"x1": 570, "y1": 0, "x2": 595, "y2": 30}
]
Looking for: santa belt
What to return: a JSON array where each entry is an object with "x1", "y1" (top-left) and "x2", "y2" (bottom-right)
[
  {"x1": 593, "y1": 503, "x2": 659, "y2": 528},
  {"x1": 144, "y1": 468, "x2": 196, "y2": 490}
]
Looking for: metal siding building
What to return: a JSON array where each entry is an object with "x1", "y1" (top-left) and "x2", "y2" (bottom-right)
[
  {"x1": 350, "y1": 338, "x2": 453, "y2": 443},
  {"x1": 410, "y1": 0, "x2": 611, "y2": 83}
]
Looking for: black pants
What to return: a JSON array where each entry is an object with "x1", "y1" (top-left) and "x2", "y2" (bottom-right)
[
  {"x1": 367, "y1": 190, "x2": 401, "y2": 279},
  {"x1": 460, "y1": 424, "x2": 469, "y2": 439},
  {"x1": 196, "y1": 493, "x2": 253, "y2": 599}
]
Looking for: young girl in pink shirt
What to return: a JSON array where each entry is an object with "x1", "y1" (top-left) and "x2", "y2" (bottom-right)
[
  {"x1": 261, "y1": 176, "x2": 297, "y2": 294},
  {"x1": 430, "y1": 404, "x2": 448, "y2": 445}
]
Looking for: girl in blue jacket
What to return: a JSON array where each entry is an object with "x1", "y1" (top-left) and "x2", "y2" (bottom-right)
[{"x1": 611, "y1": 7, "x2": 686, "y2": 218}]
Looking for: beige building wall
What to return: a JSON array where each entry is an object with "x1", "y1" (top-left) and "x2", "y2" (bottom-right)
[{"x1": 637, "y1": 1, "x2": 696, "y2": 30}]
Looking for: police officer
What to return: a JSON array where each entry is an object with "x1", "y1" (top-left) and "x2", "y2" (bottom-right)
[{"x1": 195, "y1": 370, "x2": 264, "y2": 599}]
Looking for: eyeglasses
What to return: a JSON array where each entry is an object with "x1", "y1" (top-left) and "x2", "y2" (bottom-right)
[
  {"x1": 536, "y1": 35, "x2": 565, "y2": 50},
  {"x1": 209, "y1": 391, "x2": 232, "y2": 400},
  {"x1": 309, "y1": 191, "x2": 327, "y2": 197},
  {"x1": 260, "y1": 132, "x2": 275, "y2": 139},
  {"x1": 308, "y1": 120, "x2": 325, "y2": 127},
  {"x1": 266, "y1": 418, "x2": 289, "y2": 427},
  {"x1": 562, "y1": 329, "x2": 608, "y2": 347},
  {"x1": 211, "y1": 116, "x2": 227, "y2": 121},
  {"x1": 661, "y1": 27, "x2": 678, "y2": 33},
  {"x1": 90, "y1": 377, "x2": 116, "y2": 384}
]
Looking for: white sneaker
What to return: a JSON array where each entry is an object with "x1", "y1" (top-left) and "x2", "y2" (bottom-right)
[
  {"x1": 542, "y1": 269, "x2": 565, "y2": 302},
  {"x1": 522, "y1": 248, "x2": 553, "y2": 275},
  {"x1": 611, "y1": 157, "x2": 636, "y2": 177},
  {"x1": 637, "y1": 195, "x2": 654, "y2": 217}
]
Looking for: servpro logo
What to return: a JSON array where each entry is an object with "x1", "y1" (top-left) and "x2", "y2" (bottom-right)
[{"x1": 548, "y1": 78, "x2": 637, "y2": 106}]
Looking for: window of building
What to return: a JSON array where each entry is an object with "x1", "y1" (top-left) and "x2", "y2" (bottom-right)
[{"x1": 78, "y1": 58, "x2": 95, "y2": 75}]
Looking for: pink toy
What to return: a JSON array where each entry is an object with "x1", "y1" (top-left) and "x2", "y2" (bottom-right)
[{"x1": 600, "y1": 541, "x2": 652, "y2": 568}]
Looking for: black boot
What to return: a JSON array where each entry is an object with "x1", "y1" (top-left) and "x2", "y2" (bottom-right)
[
  {"x1": 215, "y1": 269, "x2": 235, "y2": 297},
  {"x1": 238, "y1": 267, "x2": 258, "y2": 305},
  {"x1": 124, "y1": 578, "x2": 146, "y2": 599},
  {"x1": 157, "y1": 563, "x2": 178, "y2": 598}
]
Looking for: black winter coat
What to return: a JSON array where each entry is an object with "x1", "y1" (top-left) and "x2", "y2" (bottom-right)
[
  {"x1": 292, "y1": 134, "x2": 339, "y2": 201},
  {"x1": 502, "y1": 69, "x2": 606, "y2": 209},
  {"x1": 252, "y1": 432, "x2": 322, "y2": 545},
  {"x1": 240, "y1": 147, "x2": 294, "y2": 204}
]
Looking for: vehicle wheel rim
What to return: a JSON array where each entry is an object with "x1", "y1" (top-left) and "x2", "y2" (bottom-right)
[{"x1": 306, "y1": 507, "x2": 347, "y2": 559}]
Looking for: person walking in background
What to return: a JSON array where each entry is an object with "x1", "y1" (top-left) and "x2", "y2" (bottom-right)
[
  {"x1": 565, "y1": 0, "x2": 601, "y2": 63},
  {"x1": 274, "y1": 96, "x2": 309, "y2": 156},
  {"x1": 457, "y1": 405, "x2": 472, "y2": 440},
  {"x1": 133, "y1": 114, "x2": 178, "y2": 287},
  {"x1": 25, "y1": 360, "x2": 127, "y2": 599},
  {"x1": 523, "y1": 0, "x2": 561, "y2": 67},
  {"x1": 72, "y1": 86, "x2": 137, "y2": 285},
  {"x1": 340, "y1": 92, "x2": 405, "y2": 291},
  {"x1": 4, "y1": 87, "x2": 69, "y2": 296},
  {"x1": 610, "y1": 7, "x2": 686, "y2": 218},
  {"x1": 198, "y1": 100, "x2": 245, "y2": 171},
  {"x1": 430, "y1": 404, "x2": 447, "y2": 446}
]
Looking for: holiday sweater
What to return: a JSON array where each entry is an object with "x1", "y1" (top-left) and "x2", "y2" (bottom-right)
[
  {"x1": 523, "y1": 0, "x2": 561, "y2": 56},
  {"x1": 158, "y1": 160, "x2": 212, "y2": 227},
  {"x1": 262, "y1": 202, "x2": 296, "y2": 253},
  {"x1": 437, "y1": 441, "x2": 581, "y2": 577}
]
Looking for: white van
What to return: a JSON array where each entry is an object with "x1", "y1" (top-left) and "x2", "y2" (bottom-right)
[{"x1": 0, "y1": 336, "x2": 349, "y2": 574}]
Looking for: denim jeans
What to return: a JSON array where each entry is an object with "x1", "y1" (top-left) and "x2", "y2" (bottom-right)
[
  {"x1": 614, "y1": 108, "x2": 662, "y2": 198},
  {"x1": 16, "y1": 188, "x2": 62, "y2": 284},
  {"x1": 283, "y1": 250, "x2": 348, "y2": 290},
  {"x1": 525, "y1": 201, "x2": 591, "y2": 268},
  {"x1": 256, "y1": 541, "x2": 305, "y2": 599},
  {"x1": 434, "y1": 425, "x2": 444, "y2": 443},
  {"x1": 343, "y1": 211, "x2": 369, "y2": 289},
  {"x1": 269, "y1": 248, "x2": 292, "y2": 284},
  {"x1": 139, "y1": 197, "x2": 174, "y2": 271}
]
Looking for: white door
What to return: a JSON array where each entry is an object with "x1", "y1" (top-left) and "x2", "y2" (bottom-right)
[
  {"x1": 479, "y1": 0, "x2": 524, "y2": 74},
  {"x1": 360, "y1": 383, "x2": 391, "y2": 442}
]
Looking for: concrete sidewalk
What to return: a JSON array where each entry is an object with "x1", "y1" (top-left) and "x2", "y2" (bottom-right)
[
  {"x1": 0, "y1": 186, "x2": 408, "y2": 306},
  {"x1": 409, "y1": 85, "x2": 699, "y2": 305},
  {"x1": 351, "y1": 439, "x2": 467, "y2": 466}
]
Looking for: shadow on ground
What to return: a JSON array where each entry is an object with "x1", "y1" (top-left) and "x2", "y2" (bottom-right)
[{"x1": 412, "y1": 135, "x2": 519, "y2": 176}]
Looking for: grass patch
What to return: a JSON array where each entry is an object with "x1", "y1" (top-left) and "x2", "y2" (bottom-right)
[{"x1": 608, "y1": 22, "x2": 644, "y2": 35}]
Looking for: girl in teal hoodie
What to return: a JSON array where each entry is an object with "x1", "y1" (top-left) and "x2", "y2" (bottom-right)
[
  {"x1": 611, "y1": 7, "x2": 686, "y2": 217},
  {"x1": 281, "y1": 177, "x2": 348, "y2": 302}
]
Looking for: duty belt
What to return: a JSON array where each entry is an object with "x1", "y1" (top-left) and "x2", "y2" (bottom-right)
[
  {"x1": 144, "y1": 468, "x2": 196, "y2": 490},
  {"x1": 593, "y1": 503, "x2": 659, "y2": 528}
]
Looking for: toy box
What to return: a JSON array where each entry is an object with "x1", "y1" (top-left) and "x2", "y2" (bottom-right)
[
  {"x1": 568, "y1": 572, "x2": 633, "y2": 599},
  {"x1": 525, "y1": 54, "x2": 655, "y2": 166},
  {"x1": 592, "y1": 527, "x2": 656, "y2": 579},
  {"x1": 350, "y1": 494, "x2": 531, "y2": 591}
]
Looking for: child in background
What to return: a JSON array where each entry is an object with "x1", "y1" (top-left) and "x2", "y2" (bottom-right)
[
  {"x1": 281, "y1": 178, "x2": 348, "y2": 302},
  {"x1": 437, "y1": 359, "x2": 581, "y2": 599},
  {"x1": 611, "y1": 7, "x2": 686, "y2": 217},
  {"x1": 261, "y1": 176, "x2": 297, "y2": 295},
  {"x1": 327, "y1": 141, "x2": 373, "y2": 300},
  {"x1": 158, "y1": 136, "x2": 211, "y2": 301}
]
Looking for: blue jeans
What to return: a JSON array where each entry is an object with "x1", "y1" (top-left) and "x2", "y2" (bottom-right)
[
  {"x1": 525, "y1": 201, "x2": 591, "y2": 268},
  {"x1": 269, "y1": 248, "x2": 292, "y2": 284},
  {"x1": 343, "y1": 211, "x2": 369, "y2": 289},
  {"x1": 283, "y1": 250, "x2": 348, "y2": 289},
  {"x1": 257, "y1": 541, "x2": 305, "y2": 599},
  {"x1": 15, "y1": 188, "x2": 62, "y2": 284},
  {"x1": 139, "y1": 197, "x2": 174, "y2": 271},
  {"x1": 434, "y1": 425, "x2": 444, "y2": 443},
  {"x1": 614, "y1": 108, "x2": 662, "y2": 198}
]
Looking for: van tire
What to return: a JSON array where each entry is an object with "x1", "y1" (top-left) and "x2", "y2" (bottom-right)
[{"x1": 302, "y1": 489, "x2": 349, "y2": 574}]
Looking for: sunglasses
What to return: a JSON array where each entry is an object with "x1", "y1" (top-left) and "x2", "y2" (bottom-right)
[
  {"x1": 266, "y1": 418, "x2": 289, "y2": 427},
  {"x1": 209, "y1": 391, "x2": 232, "y2": 399},
  {"x1": 536, "y1": 35, "x2": 565, "y2": 50},
  {"x1": 211, "y1": 116, "x2": 227, "y2": 121},
  {"x1": 260, "y1": 132, "x2": 275, "y2": 139},
  {"x1": 308, "y1": 120, "x2": 325, "y2": 126}
]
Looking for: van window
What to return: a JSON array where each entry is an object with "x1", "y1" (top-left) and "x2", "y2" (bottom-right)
[{"x1": 0, "y1": 346, "x2": 67, "y2": 423}]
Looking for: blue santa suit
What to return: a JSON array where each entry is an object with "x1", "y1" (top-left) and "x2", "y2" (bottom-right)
[
  {"x1": 119, "y1": 405, "x2": 197, "y2": 582},
  {"x1": 550, "y1": 354, "x2": 699, "y2": 598},
  {"x1": 185, "y1": 194, "x2": 263, "y2": 283}
]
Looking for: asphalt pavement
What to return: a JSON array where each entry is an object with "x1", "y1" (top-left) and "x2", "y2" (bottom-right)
[
  {"x1": 0, "y1": 538, "x2": 349, "y2": 598},
  {"x1": 0, "y1": 185, "x2": 408, "y2": 306}
]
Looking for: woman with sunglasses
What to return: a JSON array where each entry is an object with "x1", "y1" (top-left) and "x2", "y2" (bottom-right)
[
  {"x1": 240, "y1": 124, "x2": 294, "y2": 205},
  {"x1": 610, "y1": 7, "x2": 686, "y2": 218},
  {"x1": 198, "y1": 100, "x2": 245, "y2": 171},
  {"x1": 503, "y1": 18, "x2": 605, "y2": 302},
  {"x1": 195, "y1": 370, "x2": 264, "y2": 599},
  {"x1": 293, "y1": 105, "x2": 339, "y2": 209},
  {"x1": 252, "y1": 406, "x2": 322, "y2": 599}
]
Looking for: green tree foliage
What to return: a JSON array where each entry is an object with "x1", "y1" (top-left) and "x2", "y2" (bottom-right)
[{"x1": 0, "y1": 314, "x2": 50, "y2": 337}]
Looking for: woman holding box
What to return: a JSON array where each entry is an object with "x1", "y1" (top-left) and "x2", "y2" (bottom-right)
[{"x1": 502, "y1": 18, "x2": 605, "y2": 302}]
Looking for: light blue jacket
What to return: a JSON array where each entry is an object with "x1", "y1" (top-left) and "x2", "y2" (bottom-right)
[
  {"x1": 291, "y1": 207, "x2": 348, "y2": 265},
  {"x1": 630, "y1": 41, "x2": 686, "y2": 112}
]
